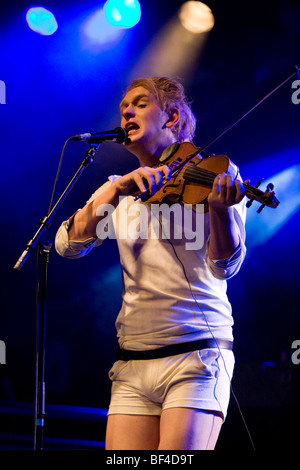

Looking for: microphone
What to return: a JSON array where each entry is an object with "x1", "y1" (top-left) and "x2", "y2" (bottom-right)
[{"x1": 70, "y1": 126, "x2": 127, "y2": 144}]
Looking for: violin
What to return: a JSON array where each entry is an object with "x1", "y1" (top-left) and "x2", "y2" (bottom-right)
[
  {"x1": 134, "y1": 66, "x2": 300, "y2": 213},
  {"x1": 136, "y1": 141, "x2": 280, "y2": 213}
]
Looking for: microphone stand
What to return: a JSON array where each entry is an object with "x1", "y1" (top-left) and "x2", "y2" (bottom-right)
[{"x1": 13, "y1": 143, "x2": 99, "y2": 450}]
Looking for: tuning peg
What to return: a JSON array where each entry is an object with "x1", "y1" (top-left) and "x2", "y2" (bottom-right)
[
  {"x1": 256, "y1": 182, "x2": 275, "y2": 213},
  {"x1": 246, "y1": 177, "x2": 264, "y2": 208},
  {"x1": 246, "y1": 197, "x2": 253, "y2": 208},
  {"x1": 257, "y1": 203, "x2": 265, "y2": 213},
  {"x1": 255, "y1": 178, "x2": 264, "y2": 188}
]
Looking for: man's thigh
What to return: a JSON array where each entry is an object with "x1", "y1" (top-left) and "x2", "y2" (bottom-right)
[
  {"x1": 159, "y1": 407, "x2": 223, "y2": 450},
  {"x1": 105, "y1": 414, "x2": 160, "y2": 450}
]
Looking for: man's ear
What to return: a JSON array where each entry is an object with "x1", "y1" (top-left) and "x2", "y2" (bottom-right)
[{"x1": 164, "y1": 107, "x2": 180, "y2": 129}]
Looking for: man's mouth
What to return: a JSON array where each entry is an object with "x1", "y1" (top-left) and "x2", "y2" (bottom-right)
[{"x1": 125, "y1": 122, "x2": 140, "y2": 134}]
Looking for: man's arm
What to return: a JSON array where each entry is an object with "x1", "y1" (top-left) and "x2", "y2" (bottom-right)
[
  {"x1": 68, "y1": 164, "x2": 172, "y2": 241},
  {"x1": 207, "y1": 172, "x2": 246, "y2": 260},
  {"x1": 68, "y1": 181, "x2": 121, "y2": 241}
]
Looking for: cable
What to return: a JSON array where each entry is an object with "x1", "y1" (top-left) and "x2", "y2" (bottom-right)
[
  {"x1": 163, "y1": 227, "x2": 256, "y2": 450},
  {"x1": 47, "y1": 137, "x2": 71, "y2": 215}
]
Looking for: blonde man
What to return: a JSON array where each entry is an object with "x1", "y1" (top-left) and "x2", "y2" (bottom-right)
[{"x1": 55, "y1": 76, "x2": 247, "y2": 450}]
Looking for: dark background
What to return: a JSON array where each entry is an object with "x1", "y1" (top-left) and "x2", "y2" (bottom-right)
[{"x1": 0, "y1": 0, "x2": 299, "y2": 449}]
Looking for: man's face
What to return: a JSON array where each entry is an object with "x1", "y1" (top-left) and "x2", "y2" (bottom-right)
[{"x1": 120, "y1": 86, "x2": 170, "y2": 156}]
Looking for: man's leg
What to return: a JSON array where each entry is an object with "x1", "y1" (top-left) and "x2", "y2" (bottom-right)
[
  {"x1": 105, "y1": 414, "x2": 160, "y2": 450},
  {"x1": 158, "y1": 407, "x2": 223, "y2": 450}
]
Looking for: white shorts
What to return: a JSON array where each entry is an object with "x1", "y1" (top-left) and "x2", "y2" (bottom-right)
[{"x1": 107, "y1": 348, "x2": 234, "y2": 420}]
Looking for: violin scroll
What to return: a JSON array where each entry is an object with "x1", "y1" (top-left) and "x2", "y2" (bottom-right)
[{"x1": 245, "y1": 180, "x2": 279, "y2": 212}]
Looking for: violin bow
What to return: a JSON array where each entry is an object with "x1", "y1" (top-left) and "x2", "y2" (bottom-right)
[
  {"x1": 169, "y1": 65, "x2": 299, "y2": 172},
  {"x1": 178, "y1": 65, "x2": 299, "y2": 212},
  {"x1": 137, "y1": 66, "x2": 299, "y2": 210},
  {"x1": 198, "y1": 65, "x2": 300, "y2": 156}
]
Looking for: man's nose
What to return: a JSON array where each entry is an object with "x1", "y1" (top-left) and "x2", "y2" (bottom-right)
[{"x1": 123, "y1": 104, "x2": 135, "y2": 119}]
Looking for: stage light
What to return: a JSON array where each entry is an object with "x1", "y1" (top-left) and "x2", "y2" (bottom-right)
[
  {"x1": 129, "y1": 10, "x2": 209, "y2": 80},
  {"x1": 81, "y1": 7, "x2": 125, "y2": 48},
  {"x1": 245, "y1": 164, "x2": 300, "y2": 249},
  {"x1": 25, "y1": 6, "x2": 58, "y2": 36},
  {"x1": 179, "y1": 1, "x2": 214, "y2": 34},
  {"x1": 104, "y1": 0, "x2": 141, "y2": 28}
]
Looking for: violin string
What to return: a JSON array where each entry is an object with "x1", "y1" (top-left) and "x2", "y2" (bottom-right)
[
  {"x1": 183, "y1": 166, "x2": 262, "y2": 198},
  {"x1": 183, "y1": 166, "x2": 217, "y2": 185},
  {"x1": 157, "y1": 152, "x2": 271, "y2": 207}
]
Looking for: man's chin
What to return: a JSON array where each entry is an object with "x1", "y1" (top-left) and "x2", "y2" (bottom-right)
[
  {"x1": 124, "y1": 137, "x2": 132, "y2": 146},
  {"x1": 124, "y1": 136, "x2": 140, "y2": 148},
  {"x1": 123, "y1": 137, "x2": 138, "y2": 153}
]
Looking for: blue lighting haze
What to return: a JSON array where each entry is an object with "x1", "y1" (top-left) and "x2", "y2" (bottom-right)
[
  {"x1": 245, "y1": 164, "x2": 300, "y2": 249},
  {"x1": 81, "y1": 7, "x2": 125, "y2": 47}
]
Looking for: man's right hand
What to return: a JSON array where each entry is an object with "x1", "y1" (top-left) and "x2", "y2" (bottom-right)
[{"x1": 113, "y1": 165, "x2": 172, "y2": 197}]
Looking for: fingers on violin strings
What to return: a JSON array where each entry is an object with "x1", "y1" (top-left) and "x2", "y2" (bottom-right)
[
  {"x1": 153, "y1": 167, "x2": 165, "y2": 191},
  {"x1": 225, "y1": 173, "x2": 237, "y2": 205},
  {"x1": 216, "y1": 173, "x2": 235, "y2": 205},
  {"x1": 133, "y1": 169, "x2": 147, "y2": 193},
  {"x1": 149, "y1": 166, "x2": 171, "y2": 193},
  {"x1": 218, "y1": 173, "x2": 230, "y2": 203},
  {"x1": 234, "y1": 178, "x2": 246, "y2": 203},
  {"x1": 134, "y1": 168, "x2": 154, "y2": 194},
  {"x1": 144, "y1": 168, "x2": 158, "y2": 194},
  {"x1": 160, "y1": 164, "x2": 172, "y2": 182},
  {"x1": 138, "y1": 167, "x2": 165, "y2": 195},
  {"x1": 212, "y1": 173, "x2": 221, "y2": 192}
]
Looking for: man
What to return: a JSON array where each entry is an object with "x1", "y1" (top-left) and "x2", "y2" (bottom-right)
[{"x1": 55, "y1": 76, "x2": 247, "y2": 449}]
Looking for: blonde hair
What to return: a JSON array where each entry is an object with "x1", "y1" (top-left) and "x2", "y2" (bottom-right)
[{"x1": 125, "y1": 76, "x2": 197, "y2": 142}]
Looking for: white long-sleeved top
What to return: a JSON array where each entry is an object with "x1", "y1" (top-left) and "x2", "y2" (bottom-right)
[{"x1": 55, "y1": 176, "x2": 246, "y2": 350}]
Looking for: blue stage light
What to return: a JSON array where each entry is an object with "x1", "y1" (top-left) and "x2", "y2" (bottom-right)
[
  {"x1": 104, "y1": 0, "x2": 141, "y2": 28},
  {"x1": 81, "y1": 7, "x2": 125, "y2": 47},
  {"x1": 245, "y1": 163, "x2": 300, "y2": 250},
  {"x1": 25, "y1": 6, "x2": 58, "y2": 36}
]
